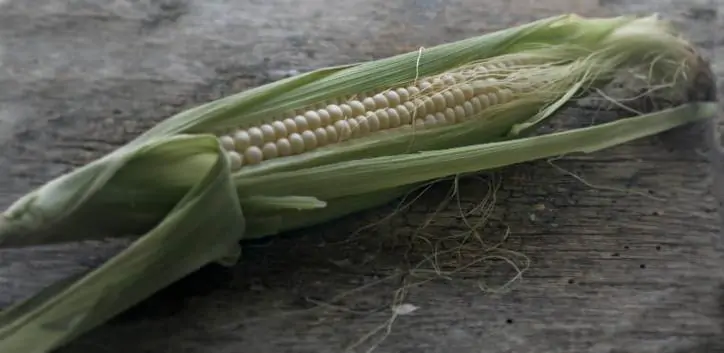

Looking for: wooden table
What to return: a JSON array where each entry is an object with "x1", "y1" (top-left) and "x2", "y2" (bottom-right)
[{"x1": 0, "y1": 0, "x2": 722, "y2": 352}]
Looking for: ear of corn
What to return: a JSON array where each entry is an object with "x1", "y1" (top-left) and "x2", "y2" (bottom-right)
[{"x1": 0, "y1": 14, "x2": 717, "y2": 353}]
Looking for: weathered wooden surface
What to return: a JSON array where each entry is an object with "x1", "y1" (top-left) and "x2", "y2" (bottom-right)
[{"x1": 0, "y1": 0, "x2": 723, "y2": 352}]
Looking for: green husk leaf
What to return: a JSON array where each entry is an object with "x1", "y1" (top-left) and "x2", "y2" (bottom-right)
[{"x1": 0, "y1": 134, "x2": 244, "y2": 353}]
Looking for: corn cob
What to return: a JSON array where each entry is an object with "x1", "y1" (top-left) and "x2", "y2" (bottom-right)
[{"x1": 0, "y1": 14, "x2": 717, "y2": 353}]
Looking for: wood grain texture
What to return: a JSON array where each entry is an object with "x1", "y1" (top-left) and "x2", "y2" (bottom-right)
[{"x1": 0, "y1": 0, "x2": 722, "y2": 352}]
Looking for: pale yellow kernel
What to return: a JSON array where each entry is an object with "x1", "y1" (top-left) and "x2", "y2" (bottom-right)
[
  {"x1": 462, "y1": 101, "x2": 475, "y2": 119},
  {"x1": 227, "y1": 151, "x2": 243, "y2": 171},
  {"x1": 444, "y1": 108, "x2": 457, "y2": 123},
  {"x1": 431, "y1": 93, "x2": 446, "y2": 110},
  {"x1": 460, "y1": 84, "x2": 474, "y2": 100},
  {"x1": 283, "y1": 118, "x2": 298, "y2": 134},
  {"x1": 327, "y1": 104, "x2": 344, "y2": 122},
  {"x1": 347, "y1": 118, "x2": 360, "y2": 138},
  {"x1": 424, "y1": 114, "x2": 437, "y2": 126},
  {"x1": 372, "y1": 94, "x2": 389, "y2": 109},
  {"x1": 395, "y1": 88, "x2": 410, "y2": 102},
  {"x1": 348, "y1": 101, "x2": 365, "y2": 116},
  {"x1": 293, "y1": 115, "x2": 309, "y2": 131},
  {"x1": 454, "y1": 106, "x2": 467, "y2": 122},
  {"x1": 262, "y1": 142, "x2": 279, "y2": 159},
  {"x1": 362, "y1": 97, "x2": 376, "y2": 111},
  {"x1": 431, "y1": 78, "x2": 445, "y2": 89},
  {"x1": 244, "y1": 146, "x2": 264, "y2": 165},
  {"x1": 435, "y1": 112, "x2": 448, "y2": 125},
  {"x1": 247, "y1": 127, "x2": 264, "y2": 146},
  {"x1": 325, "y1": 125, "x2": 339, "y2": 143},
  {"x1": 260, "y1": 124, "x2": 276, "y2": 142},
  {"x1": 407, "y1": 86, "x2": 420, "y2": 97},
  {"x1": 385, "y1": 108, "x2": 400, "y2": 128},
  {"x1": 317, "y1": 109, "x2": 331, "y2": 126},
  {"x1": 233, "y1": 130, "x2": 251, "y2": 150},
  {"x1": 288, "y1": 133, "x2": 305, "y2": 154},
  {"x1": 442, "y1": 74, "x2": 456, "y2": 86},
  {"x1": 422, "y1": 97, "x2": 435, "y2": 115},
  {"x1": 366, "y1": 113, "x2": 381, "y2": 132},
  {"x1": 314, "y1": 127, "x2": 328, "y2": 146},
  {"x1": 335, "y1": 120, "x2": 352, "y2": 141},
  {"x1": 376, "y1": 109, "x2": 390, "y2": 129},
  {"x1": 355, "y1": 116, "x2": 371, "y2": 136},
  {"x1": 304, "y1": 111, "x2": 322, "y2": 129},
  {"x1": 340, "y1": 103, "x2": 353, "y2": 118},
  {"x1": 301, "y1": 130, "x2": 318, "y2": 149},
  {"x1": 419, "y1": 81, "x2": 432, "y2": 92},
  {"x1": 442, "y1": 91, "x2": 456, "y2": 108},
  {"x1": 414, "y1": 119, "x2": 426, "y2": 129},
  {"x1": 384, "y1": 91, "x2": 401, "y2": 107},
  {"x1": 478, "y1": 94, "x2": 491, "y2": 109},
  {"x1": 403, "y1": 101, "x2": 418, "y2": 119},
  {"x1": 276, "y1": 138, "x2": 292, "y2": 156},
  {"x1": 271, "y1": 121, "x2": 288, "y2": 137},
  {"x1": 470, "y1": 97, "x2": 483, "y2": 113},
  {"x1": 487, "y1": 92, "x2": 499, "y2": 106},
  {"x1": 410, "y1": 99, "x2": 426, "y2": 117},
  {"x1": 219, "y1": 135, "x2": 235, "y2": 151},
  {"x1": 451, "y1": 88, "x2": 465, "y2": 105},
  {"x1": 498, "y1": 88, "x2": 513, "y2": 103},
  {"x1": 396, "y1": 105, "x2": 411, "y2": 125}
]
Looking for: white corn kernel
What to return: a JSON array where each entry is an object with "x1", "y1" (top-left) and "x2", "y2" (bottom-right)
[
  {"x1": 386, "y1": 108, "x2": 401, "y2": 128},
  {"x1": 384, "y1": 91, "x2": 401, "y2": 107},
  {"x1": 443, "y1": 91, "x2": 456, "y2": 107},
  {"x1": 289, "y1": 133, "x2": 305, "y2": 154},
  {"x1": 233, "y1": 130, "x2": 252, "y2": 150},
  {"x1": 283, "y1": 118, "x2": 298, "y2": 134},
  {"x1": 325, "y1": 125, "x2": 339, "y2": 143},
  {"x1": 443, "y1": 108, "x2": 457, "y2": 124},
  {"x1": 276, "y1": 138, "x2": 292, "y2": 156},
  {"x1": 314, "y1": 127, "x2": 328, "y2": 146},
  {"x1": 244, "y1": 146, "x2": 264, "y2": 165},
  {"x1": 317, "y1": 109, "x2": 332, "y2": 126},
  {"x1": 355, "y1": 116, "x2": 371, "y2": 136},
  {"x1": 463, "y1": 101, "x2": 475, "y2": 118},
  {"x1": 247, "y1": 127, "x2": 264, "y2": 146},
  {"x1": 228, "y1": 151, "x2": 243, "y2": 171},
  {"x1": 304, "y1": 111, "x2": 322, "y2": 130},
  {"x1": 487, "y1": 92, "x2": 499, "y2": 106},
  {"x1": 396, "y1": 105, "x2": 411, "y2": 125},
  {"x1": 260, "y1": 124, "x2": 276, "y2": 142},
  {"x1": 395, "y1": 88, "x2": 410, "y2": 102},
  {"x1": 372, "y1": 94, "x2": 389, "y2": 109},
  {"x1": 431, "y1": 93, "x2": 446, "y2": 110},
  {"x1": 340, "y1": 103, "x2": 353, "y2": 118},
  {"x1": 293, "y1": 115, "x2": 309, "y2": 131},
  {"x1": 451, "y1": 88, "x2": 465, "y2": 105},
  {"x1": 454, "y1": 106, "x2": 467, "y2": 122},
  {"x1": 301, "y1": 130, "x2": 318, "y2": 149},
  {"x1": 362, "y1": 97, "x2": 376, "y2": 111},
  {"x1": 219, "y1": 135, "x2": 235, "y2": 151},
  {"x1": 262, "y1": 142, "x2": 279, "y2": 159},
  {"x1": 327, "y1": 104, "x2": 344, "y2": 121},
  {"x1": 366, "y1": 113, "x2": 381, "y2": 132},
  {"x1": 349, "y1": 101, "x2": 365, "y2": 116},
  {"x1": 271, "y1": 121, "x2": 288, "y2": 137}
]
